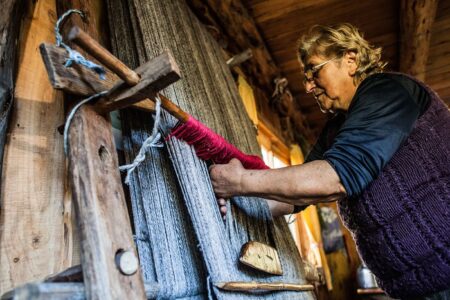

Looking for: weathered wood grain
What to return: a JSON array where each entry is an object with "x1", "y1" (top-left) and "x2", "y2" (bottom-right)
[
  {"x1": 399, "y1": 0, "x2": 439, "y2": 81},
  {"x1": 45, "y1": 265, "x2": 83, "y2": 283},
  {"x1": 1, "y1": 282, "x2": 160, "y2": 300},
  {"x1": 67, "y1": 105, "x2": 145, "y2": 300},
  {"x1": 68, "y1": 26, "x2": 141, "y2": 86},
  {"x1": 98, "y1": 51, "x2": 181, "y2": 113},
  {"x1": 215, "y1": 281, "x2": 314, "y2": 292},
  {"x1": 239, "y1": 241, "x2": 283, "y2": 275},
  {"x1": 39, "y1": 43, "x2": 156, "y2": 112},
  {"x1": 40, "y1": 42, "x2": 183, "y2": 120},
  {"x1": 0, "y1": 0, "x2": 75, "y2": 293},
  {"x1": 0, "y1": 0, "x2": 23, "y2": 179},
  {"x1": 39, "y1": 43, "x2": 117, "y2": 95}
]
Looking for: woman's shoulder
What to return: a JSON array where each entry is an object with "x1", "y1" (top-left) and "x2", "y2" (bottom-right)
[
  {"x1": 358, "y1": 72, "x2": 407, "y2": 92},
  {"x1": 358, "y1": 72, "x2": 421, "y2": 93}
]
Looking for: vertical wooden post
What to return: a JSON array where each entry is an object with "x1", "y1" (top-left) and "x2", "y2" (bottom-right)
[
  {"x1": 399, "y1": 0, "x2": 439, "y2": 81},
  {"x1": 0, "y1": 1, "x2": 72, "y2": 293},
  {"x1": 68, "y1": 105, "x2": 145, "y2": 299},
  {"x1": 0, "y1": 0, "x2": 24, "y2": 175}
]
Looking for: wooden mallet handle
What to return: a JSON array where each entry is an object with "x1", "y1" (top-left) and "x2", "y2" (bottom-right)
[
  {"x1": 68, "y1": 26, "x2": 190, "y2": 122},
  {"x1": 68, "y1": 26, "x2": 140, "y2": 86}
]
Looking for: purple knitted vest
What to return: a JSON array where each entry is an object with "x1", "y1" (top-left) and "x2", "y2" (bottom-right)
[{"x1": 338, "y1": 77, "x2": 450, "y2": 299}]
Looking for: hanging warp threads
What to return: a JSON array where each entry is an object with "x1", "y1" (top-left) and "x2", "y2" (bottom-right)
[
  {"x1": 106, "y1": 1, "x2": 207, "y2": 298},
  {"x1": 107, "y1": 0, "x2": 313, "y2": 299}
]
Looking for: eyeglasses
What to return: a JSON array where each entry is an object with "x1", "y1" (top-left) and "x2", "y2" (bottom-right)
[{"x1": 303, "y1": 58, "x2": 335, "y2": 85}]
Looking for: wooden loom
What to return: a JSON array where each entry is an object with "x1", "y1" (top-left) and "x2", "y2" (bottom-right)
[{"x1": 1, "y1": 21, "x2": 314, "y2": 298}]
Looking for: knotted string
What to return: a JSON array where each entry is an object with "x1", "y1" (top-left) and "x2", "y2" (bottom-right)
[
  {"x1": 55, "y1": 9, "x2": 106, "y2": 80},
  {"x1": 119, "y1": 96, "x2": 163, "y2": 184}
]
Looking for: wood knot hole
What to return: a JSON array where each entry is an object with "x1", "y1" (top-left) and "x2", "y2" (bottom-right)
[{"x1": 98, "y1": 145, "x2": 110, "y2": 162}]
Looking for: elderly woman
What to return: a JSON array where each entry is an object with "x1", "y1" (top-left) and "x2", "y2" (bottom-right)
[{"x1": 209, "y1": 23, "x2": 450, "y2": 299}]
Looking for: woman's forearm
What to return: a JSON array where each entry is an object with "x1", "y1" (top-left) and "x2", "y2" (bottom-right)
[{"x1": 241, "y1": 160, "x2": 346, "y2": 206}]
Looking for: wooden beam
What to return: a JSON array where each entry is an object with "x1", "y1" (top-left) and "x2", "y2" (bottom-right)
[
  {"x1": 45, "y1": 265, "x2": 83, "y2": 283},
  {"x1": 1, "y1": 282, "x2": 160, "y2": 300},
  {"x1": 0, "y1": 1, "x2": 74, "y2": 293},
  {"x1": 188, "y1": 0, "x2": 278, "y2": 90},
  {"x1": 399, "y1": 0, "x2": 439, "y2": 81},
  {"x1": 39, "y1": 43, "x2": 167, "y2": 113},
  {"x1": 226, "y1": 48, "x2": 253, "y2": 67},
  {"x1": 0, "y1": 0, "x2": 24, "y2": 175},
  {"x1": 99, "y1": 51, "x2": 180, "y2": 113},
  {"x1": 39, "y1": 43, "x2": 117, "y2": 96},
  {"x1": 215, "y1": 281, "x2": 314, "y2": 292},
  {"x1": 67, "y1": 105, "x2": 146, "y2": 299}
]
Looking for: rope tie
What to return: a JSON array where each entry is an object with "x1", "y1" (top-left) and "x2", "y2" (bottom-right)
[
  {"x1": 119, "y1": 95, "x2": 163, "y2": 184},
  {"x1": 55, "y1": 9, "x2": 106, "y2": 80},
  {"x1": 63, "y1": 91, "x2": 108, "y2": 155}
]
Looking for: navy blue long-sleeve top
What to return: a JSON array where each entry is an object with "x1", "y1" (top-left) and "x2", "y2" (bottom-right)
[{"x1": 300, "y1": 73, "x2": 430, "y2": 205}]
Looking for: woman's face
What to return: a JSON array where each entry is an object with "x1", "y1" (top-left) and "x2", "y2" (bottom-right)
[{"x1": 303, "y1": 52, "x2": 359, "y2": 113}]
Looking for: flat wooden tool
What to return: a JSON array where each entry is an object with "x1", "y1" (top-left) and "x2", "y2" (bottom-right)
[
  {"x1": 239, "y1": 241, "x2": 283, "y2": 275},
  {"x1": 215, "y1": 281, "x2": 314, "y2": 292}
]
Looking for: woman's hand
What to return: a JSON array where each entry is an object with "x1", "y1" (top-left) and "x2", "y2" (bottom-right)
[
  {"x1": 209, "y1": 158, "x2": 246, "y2": 198},
  {"x1": 216, "y1": 198, "x2": 295, "y2": 219}
]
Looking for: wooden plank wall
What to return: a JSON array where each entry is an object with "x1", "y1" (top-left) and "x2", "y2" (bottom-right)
[
  {"x1": 0, "y1": 1, "x2": 79, "y2": 293},
  {"x1": 244, "y1": 0, "x2": 400, "y2": 136},
  {"x1": 0, "y1": 0, "x2": 24, "y2": 178},
  {"x1": 427, "y1": 0, "x2": 450, "y2": 103}
]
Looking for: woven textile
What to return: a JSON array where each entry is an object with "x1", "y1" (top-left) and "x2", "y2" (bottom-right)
[{"x1": 106, "y1": 0, "x2": 313, "y2": 299}]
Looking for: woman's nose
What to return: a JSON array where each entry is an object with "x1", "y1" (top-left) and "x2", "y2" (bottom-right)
[{"x1": 305, "y1": 80, "x2": 316, "y2": 93}]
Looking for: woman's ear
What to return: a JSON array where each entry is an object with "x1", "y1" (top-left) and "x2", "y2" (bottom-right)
[{"x1": 345, "y1": 51, "x2": 357, "y2": 76}]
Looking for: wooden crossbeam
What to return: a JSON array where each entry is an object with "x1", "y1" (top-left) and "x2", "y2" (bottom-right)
[
  {"x1": 99, "y1": 51, "x2": 180, "y2": 113},
  {"x1": 40, "y1": 43, "x2": 180, "y2": 113}
]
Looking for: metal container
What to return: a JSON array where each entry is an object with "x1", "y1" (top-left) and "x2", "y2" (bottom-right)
[{"x1": 357, "y1": 263, "x2": 379, "y2": 289}]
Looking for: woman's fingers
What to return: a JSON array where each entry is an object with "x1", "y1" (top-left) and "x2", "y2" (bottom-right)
[{"x1": 217, "y1": 198, "x2": 228, "y2": 218}]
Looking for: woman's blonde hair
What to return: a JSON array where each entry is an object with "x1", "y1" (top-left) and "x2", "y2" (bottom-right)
[{"x1": 297, "y1": 23, "x2": 386, "y2": 83}]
